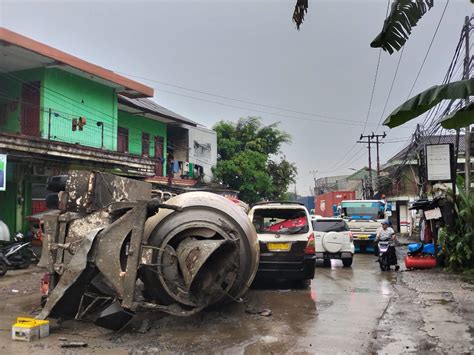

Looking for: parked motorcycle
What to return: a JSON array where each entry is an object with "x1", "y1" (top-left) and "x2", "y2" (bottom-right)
[
  {"x1": 377, "y1": 237, "x2": 399, "y2": 271},
  {"x1": 0, "y1": 233, "x2": 39, "y2": 277}
]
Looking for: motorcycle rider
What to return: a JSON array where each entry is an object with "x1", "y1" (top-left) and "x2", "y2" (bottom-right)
[
  {"x1": 376, "y1": 220, "x2": 395, "y2": 240},
  {"x1": 375, "y1": 220, "x2": 399, "y2": 270}
]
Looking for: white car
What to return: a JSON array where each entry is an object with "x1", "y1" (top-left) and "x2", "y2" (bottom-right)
[
  {"x1": 311, "y1": 217, "x2": 354, "y2": 267},
  {"x1": 248, "y1": 202, "x2": 316, "y2": 281}
]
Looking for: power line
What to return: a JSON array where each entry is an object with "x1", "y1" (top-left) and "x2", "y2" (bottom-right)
[
  {"x1": 361, "y1": 0, "x2": 391, "y2": 134},
  {"x1": 155, "y1": 87, "x2": 379, "y2": 127},
  {"x1": 2, "y1": 70, "x2": 381, "y2": 129},
  {"x1": 406, "y1": 0, "x2": 450, "y2": 99},
  {"x1": 376, "y1": 46, "x2": 405, "y2": 129},
  {"x1": 363, "y1": 48, "x2": 383, "y2": 134},
  {"x1": 116, "y1": 71, "x2": 364, "y2": 125},
  {"x1": 317, "y1": 145, "x2": 365, "y2": 174}
]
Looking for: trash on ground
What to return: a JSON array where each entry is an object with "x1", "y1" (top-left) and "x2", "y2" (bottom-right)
[
  {"x1": 137, "y1": 319, "x2": 152, "y2": 334},
  {"x1": 60, "y1": 341, "x2": 88, "y2": 348},
  {"x1": 245, "y1": 307, "x2": 272, "y2": 316}
]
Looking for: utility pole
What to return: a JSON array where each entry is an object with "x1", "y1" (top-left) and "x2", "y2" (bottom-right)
[
  {"x1": 371, "y1": 132, "x2": 387, "y2": 189},
  {"x1": 464, "y1": 16, "x2": 471, "y2": 194},
  {"x1": 358, "y1": 134, "x2": 373, "y2": 198},
  {"x1": 309, "y1": 170, "x2": 318, "y2": 196}
]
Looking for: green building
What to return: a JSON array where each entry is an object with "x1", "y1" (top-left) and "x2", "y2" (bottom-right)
[{"x1": 0, "y1": 27, "x2": 200, "y2": 236}]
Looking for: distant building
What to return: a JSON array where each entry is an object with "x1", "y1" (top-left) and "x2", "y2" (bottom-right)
[
  {"x1": 314, "y1": 174, "x2": 349, "y2": 195},
  {"x1": 314, "y1": 167, "x2": 375, "y2": 199}
]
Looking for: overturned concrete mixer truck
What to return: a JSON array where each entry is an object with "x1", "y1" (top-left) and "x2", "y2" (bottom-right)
[{"x1": 36, "y1": 171, "x2": 259, "y2": 330}]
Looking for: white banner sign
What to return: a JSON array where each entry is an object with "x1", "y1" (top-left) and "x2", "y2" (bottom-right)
[
  {"x1": 0, "y1": 154, "x2": 6, "y2": 191},
  {"x1": 426, "y1": 144, "x2": 452, "y2": 182},
  {"x1": 424, "y1": 207, "x2": 442, "y2": 220}
]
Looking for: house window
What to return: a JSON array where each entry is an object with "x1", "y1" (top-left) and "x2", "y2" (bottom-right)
[
  {"x1": 31, "y1": 182, "x2": 49, "y2": 214},
  {"x1": 142, "y1": 132, "x2": 150, "y2": 156},
  {"x1": 117, "y1": 127, "x2": 129, "y2": 153}
]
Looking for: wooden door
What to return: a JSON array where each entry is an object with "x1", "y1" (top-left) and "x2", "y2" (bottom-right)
[
  {"x1": 154, "y1": 136, "x2": 164, "y2": 176},
  {"x1": 21, "y1": 82, "x2": 41, "y2": 136},
  {"x1": 117, "y1": 127, "x2": 129, "y2": 153},
  {"x1": 142, "y1": 132, "x2": 150, "y2": 156}
]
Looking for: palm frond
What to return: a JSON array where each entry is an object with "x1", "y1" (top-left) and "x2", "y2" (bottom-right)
[
  {"x1": 371, "y1": 0, "x2": 434, "y2": 54},
  {"x1": 292, "y1": 0, "x2": 309, "y2": 30}
]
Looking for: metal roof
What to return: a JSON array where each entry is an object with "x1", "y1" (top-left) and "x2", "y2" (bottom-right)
[{"x1": 118, "y1": 95, "x2": 198, "y2": 126}]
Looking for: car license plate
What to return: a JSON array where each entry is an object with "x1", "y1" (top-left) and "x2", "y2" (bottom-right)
[
  {"x1": 267, "y1": 242, "x2": 291, "y2": 251},
  {"x1": 358, "y1": 235, "x2": 369, "y2": 240}
]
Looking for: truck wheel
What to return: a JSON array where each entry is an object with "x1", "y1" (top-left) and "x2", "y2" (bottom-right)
[
  {"x1": 342, "y1": 257, "x2": 353, "y2": 267},
  {"x1": 0, "y1": 260, "x2": 8, "y2": 276}
]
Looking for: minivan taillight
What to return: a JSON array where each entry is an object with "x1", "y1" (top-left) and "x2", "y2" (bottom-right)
[
  {"x1": 305, "y1": 233, "x2": 315, "y2": 254},
  {"x1": 348, "y1": 231, "x2": 353, "y2": 242}
]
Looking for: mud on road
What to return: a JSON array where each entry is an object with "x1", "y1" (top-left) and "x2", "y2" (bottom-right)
[{"x1": 0, "y1": 253, "x2": 473, "y2": 354}]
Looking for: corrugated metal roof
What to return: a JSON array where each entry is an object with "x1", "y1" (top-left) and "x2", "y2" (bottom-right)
[
  {"x1": 118, "y1": 95, "x2": 198, "y2": 126},
  {"x1": 388, "y1": 135, "x2": 465, "y2": 162},
  {"x1": 347, "y1": 167, "x2": 373, "y2": 180}
]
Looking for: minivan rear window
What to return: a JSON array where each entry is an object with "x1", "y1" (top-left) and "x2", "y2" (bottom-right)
[
  {"x1": 312, "y1": 220, "x2": 349, "y2": 232},
  {"x1": 252, "y1": 208, "x2": 309, "y2": 234}
]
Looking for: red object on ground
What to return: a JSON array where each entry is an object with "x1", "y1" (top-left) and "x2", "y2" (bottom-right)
[
  {"x1": 404, "y1": 255, "x2": 437, "y2": 269},
  {"x1": 265, "y1": 217, "x2": 307, "y2": 232},
  {"x1": 314, "y1": 191, "x2": 356, "y2": 217},
  {"x1": 40, "y1": 273, "x2": 50, "y2": 295}
]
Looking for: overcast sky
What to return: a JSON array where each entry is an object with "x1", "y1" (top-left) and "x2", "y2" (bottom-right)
[{"x1": 1, "y1": 0, "x2": 472, "y2": 194}]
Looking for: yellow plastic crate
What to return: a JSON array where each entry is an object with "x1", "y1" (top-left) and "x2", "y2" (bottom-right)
[{"x1": 11, "y1": 317, "x2": 49, "y2": 342}]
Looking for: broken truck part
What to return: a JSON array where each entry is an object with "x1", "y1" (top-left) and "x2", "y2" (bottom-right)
[{"x1": 37, "y1": 171, "x2": 259, "y2": 330}]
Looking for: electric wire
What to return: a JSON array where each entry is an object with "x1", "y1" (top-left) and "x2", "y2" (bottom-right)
[
  {"x1": 376, "y1": 46, "x2": 405, "y2": 130},
  {"x1": 406, "y1": 0, "x2": 451, "y2": 99}
]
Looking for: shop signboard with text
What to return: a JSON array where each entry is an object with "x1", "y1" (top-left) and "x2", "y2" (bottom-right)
[{"x1": 426, "y1": 144, "x2": 453, "y2": 182}]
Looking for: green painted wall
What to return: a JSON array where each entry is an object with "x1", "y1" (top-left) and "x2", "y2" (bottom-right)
[
  {"x1": 0, "y1": 69, "x2": 45, "y2": 133},
  {"x1": 0, "y1": 163, "x2": 17, "y2": 237},
  {"x1": 43, "y1": 68, "x2": 117, "y2": 150},
  {"x1": 118, "y1": 110, "x2": 167, "y2": 175}
]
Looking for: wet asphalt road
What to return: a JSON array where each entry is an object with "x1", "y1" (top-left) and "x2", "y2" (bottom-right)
[{"x1": 0, "y1": 254, "x2": 397, "y2": 354}]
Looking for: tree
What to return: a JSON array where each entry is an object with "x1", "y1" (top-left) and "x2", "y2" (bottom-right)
[
  {"x1": 212, "y1": 117, "x2": 297, "y2": 204},
  {"x1": 370, "y1": 0, "x2": 434, "y2": 54},
  {"x1": 292, "y1": 0, "x2": 473, "y2": 54}
]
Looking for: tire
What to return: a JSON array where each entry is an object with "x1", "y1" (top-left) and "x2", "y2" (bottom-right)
[
  {"x1": 379, "y1": 255, "x2": 389, "y2": 271},
  {"x1": 18, "y1": 256, "x2": 31, "y2": 269},
  {"x1": 46, "y1": 175, "x2": 68, "y2": 192},
  {"x1": 0, "y1": 260, "x2": 8, "y2": 277},
  {"x1": 45, "y1": 193, "x2": 59, "y2": 209},
  {"x1": 342, "y1": 257, "x2": 353, "y2": 267},
  {"x1": 294, "y1": 279, "x2": 311, "y2": 289},
  {"x1": 323, "y1": 258, "x2": 331, "y2": 267}
]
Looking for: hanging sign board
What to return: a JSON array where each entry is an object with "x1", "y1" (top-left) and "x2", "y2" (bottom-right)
[
  {"x1": 426, "y1": 144, "x2": 453, "y2": 182},
  {"x1": 0, "y1": 154, "x2": 6, "y2": 191},
  {"x1": 424, "y1": 207, "x2": 442, "y2": 220}
]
